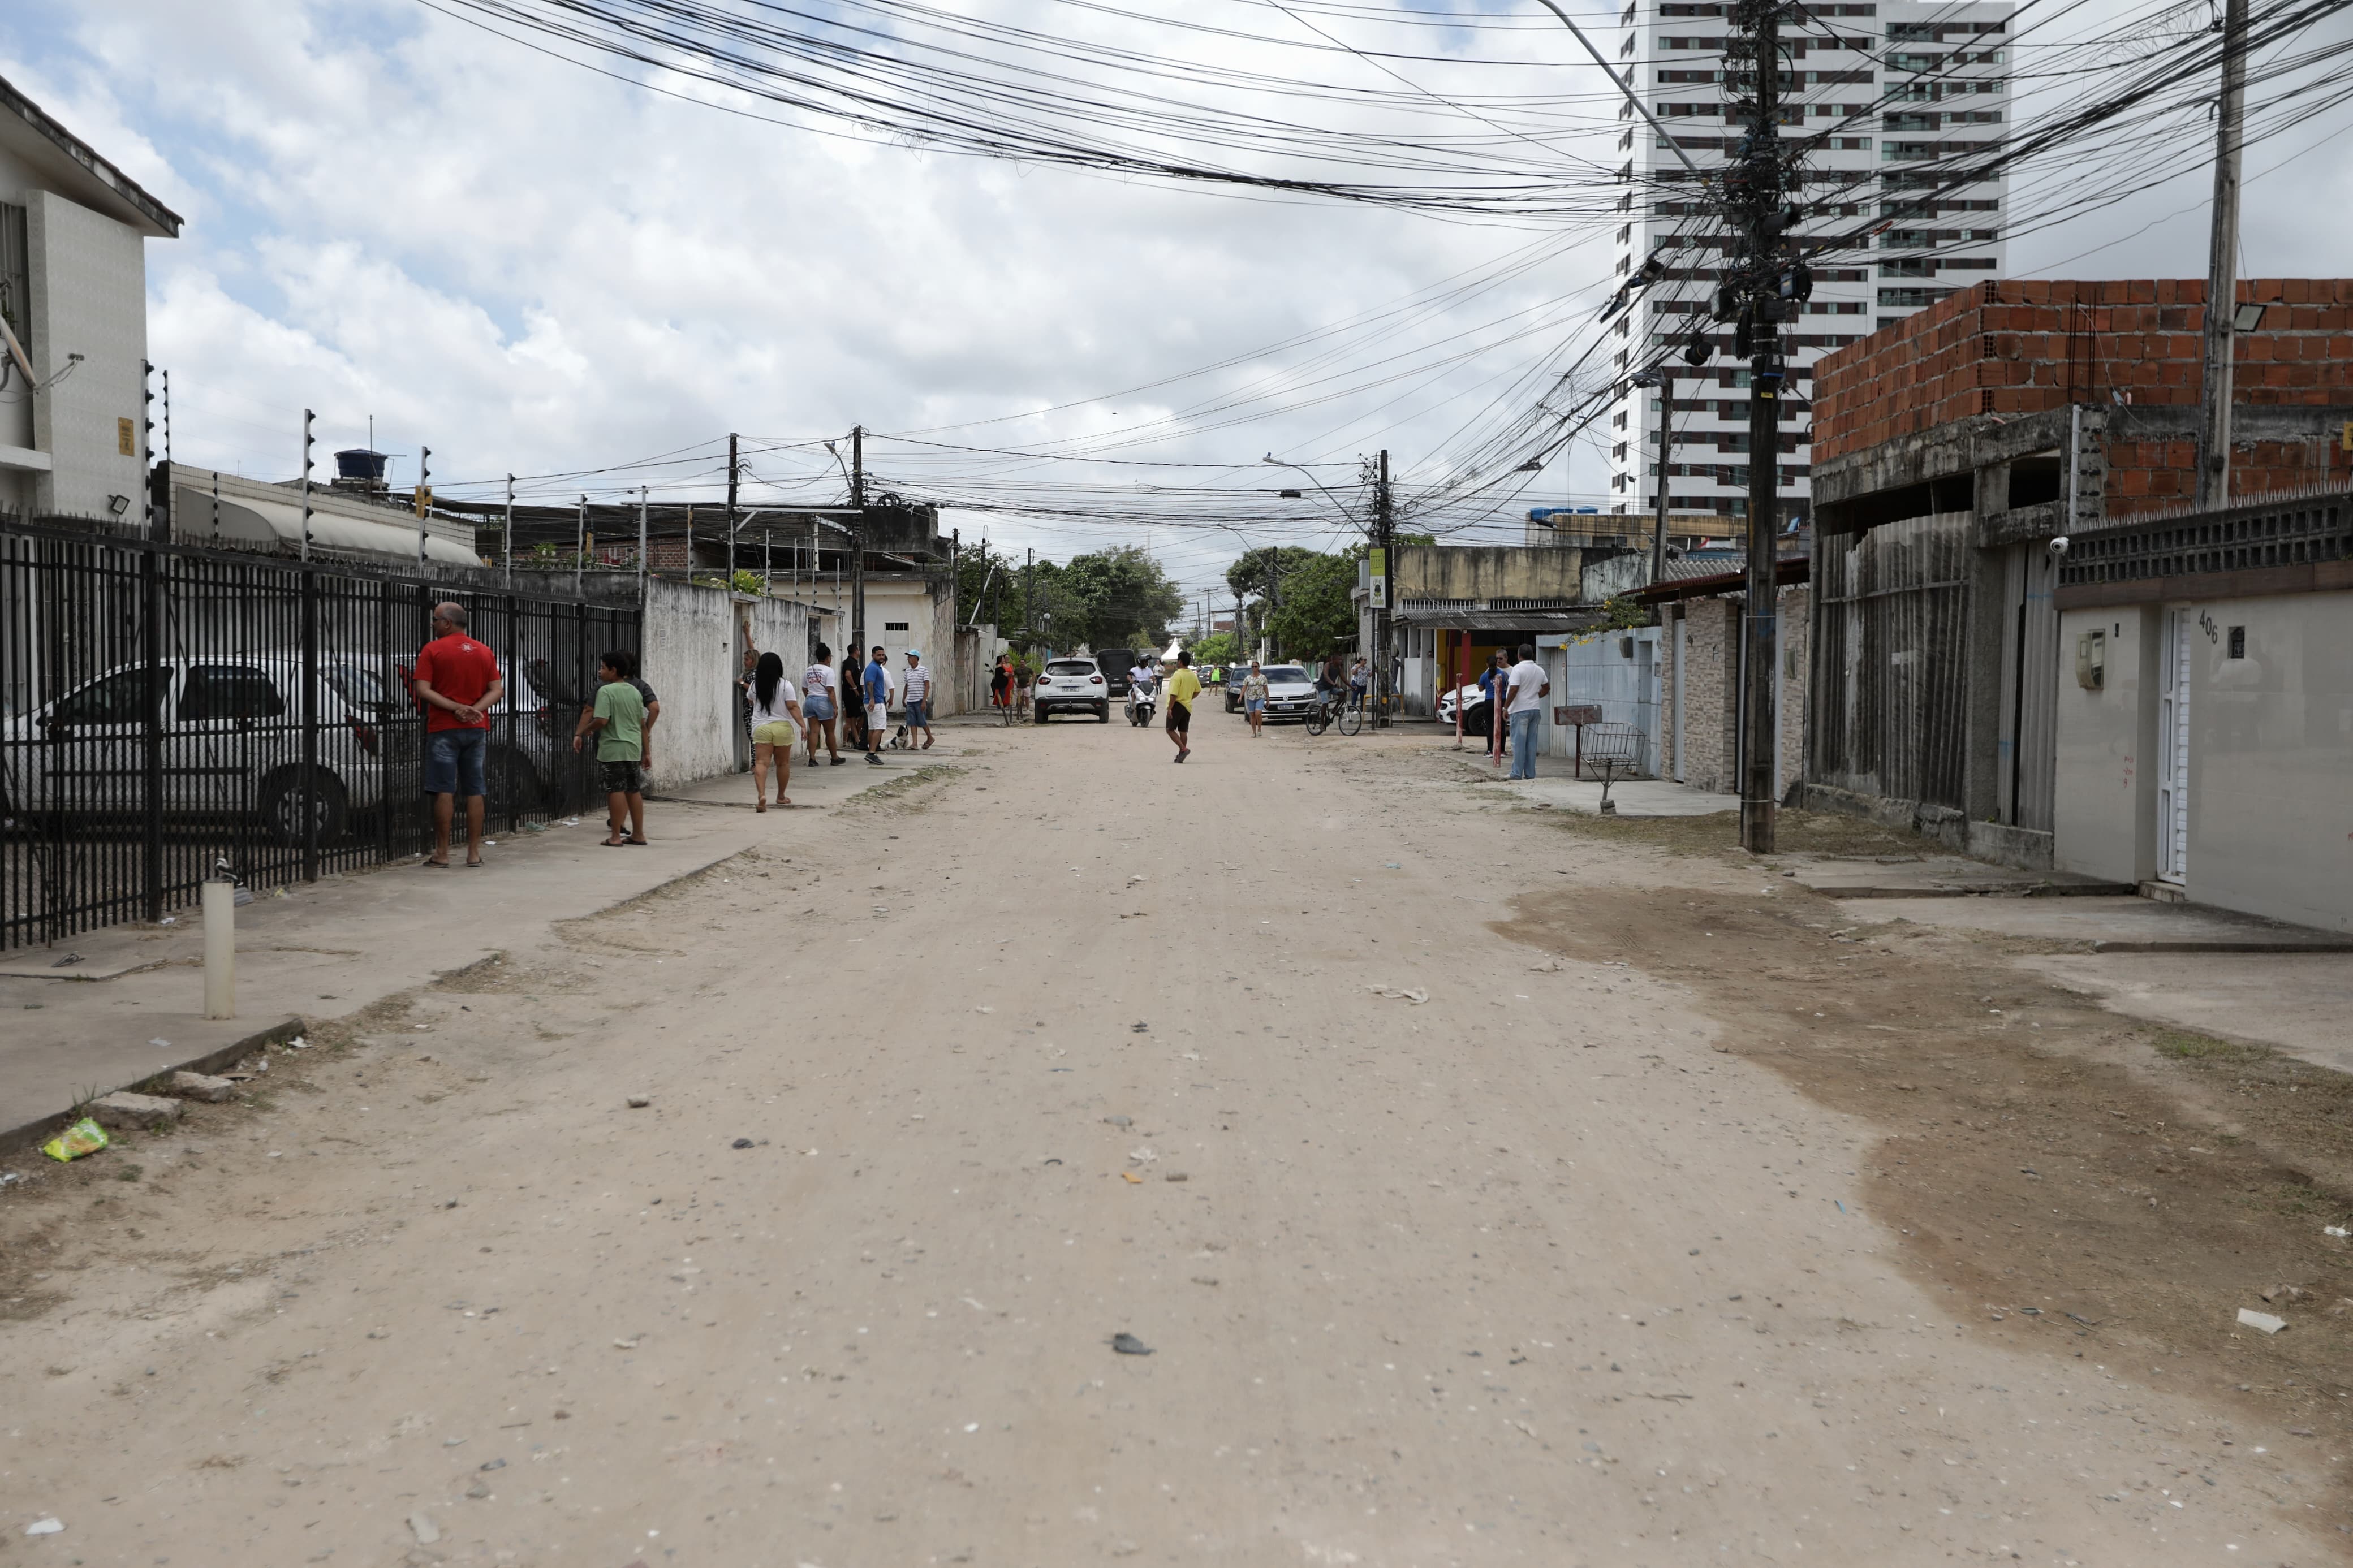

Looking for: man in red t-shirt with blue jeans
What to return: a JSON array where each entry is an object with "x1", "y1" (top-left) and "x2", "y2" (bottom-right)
[{"x1": 412, "y1": 602, "x2": 504, "y2": 867}]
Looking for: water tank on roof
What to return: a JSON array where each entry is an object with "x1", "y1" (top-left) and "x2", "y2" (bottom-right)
[{"x1": 334, "y1": 449, "x2": 390, "y2": 484}]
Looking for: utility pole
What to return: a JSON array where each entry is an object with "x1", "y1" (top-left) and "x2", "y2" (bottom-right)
[
  {"x1": 1373, "y1": 448, "x2": 1394, "y2": 727},
  {"x1": 726, "y1": 431, "x2": 740, "y2": 582},
  {"x1": 1023, "y1": 546, "x2": 1035, "y2": 650},
  {"x1": 300, "y1": 409, "x2": 316, "y2": 562},
  {"x1": 850, "y1": 425, "x2": 867, "y2": 664},
  {"x1": 2195, "y1": 0, "x2": 2249, "y2": 511},
  {"x1": 1636, "y1": 370, "x2": 1675, "y2": 583},
  {"x1": 416, "y1": 444, "x2": 431, "y2": 567},
  {"x1": 637, "y1": 485, "x2": 648, "y2": 589},
  {"x1": 575, "y1": 494, "x2": 587, "y2": 598},
  {"x1": 1722, "y1": 0, "x2": 1798, "y2": 854},
  {"x1": 502, "y1": 473, "x2": 514, "y2": 586}
]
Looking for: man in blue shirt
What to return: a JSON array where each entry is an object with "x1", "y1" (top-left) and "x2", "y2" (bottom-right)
[{"x1": 862, "y1": 643, "x2": 893, "y2": 766}]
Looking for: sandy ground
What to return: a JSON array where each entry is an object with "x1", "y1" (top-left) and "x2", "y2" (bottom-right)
[{"x1": 2, "y1": 713, "x2": 2347, "y2": 1567}]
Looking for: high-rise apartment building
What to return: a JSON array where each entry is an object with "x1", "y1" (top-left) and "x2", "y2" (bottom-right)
[{"x1": 1604, "y1": 1, "x2": 2012, "y2": 526}]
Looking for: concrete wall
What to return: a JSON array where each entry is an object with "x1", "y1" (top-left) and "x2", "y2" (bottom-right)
[
  {"x1": 1394, "y1": 545, "x2": 1588, "y2": 603},
  {"x1": 25, "y1": 189, "x2": 145, "y2": 520},
  {"x1": 2058, "y1": 593, "x2": 2353, "y2": 931},
  {"x1": 2052, "y1": 605, "x2": 2155, "y2": 885},
  {"x1": 1656, "y1": 586, "x2": 1807, "y2": 796}
]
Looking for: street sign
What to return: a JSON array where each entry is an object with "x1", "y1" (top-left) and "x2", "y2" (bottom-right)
[{"x1": 1369, "y1": 547, "x2": 1387, "y2": 610}]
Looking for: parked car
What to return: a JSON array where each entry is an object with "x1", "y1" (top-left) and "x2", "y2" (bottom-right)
[
  {"x1": 1095, "y1": 647, "x2": 1138, "y2": 698},
  {"x1": 1033, "y1": 658, "x2": 1110, "y2": 722},
  {"x1": 1, "y1": 654, "x2": 559, "y2": 844},
  {"x1": 1254, "y1": 664, "x2": 1317, "y2": 723}
]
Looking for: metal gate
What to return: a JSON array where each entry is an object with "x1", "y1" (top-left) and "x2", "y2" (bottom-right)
[
  {"x1": 1808, "y1": 512, "x2": 1972, "y2": 811},
  {"x1": 2157, "y1": 604, "x2": 2192, "y2": 884},
  {"x1": 1994, "y1": 541, "x2": 2059, "y2": 831},
  {"x1": 0, "y1": 519, "x2": 640, "y2": 950}
]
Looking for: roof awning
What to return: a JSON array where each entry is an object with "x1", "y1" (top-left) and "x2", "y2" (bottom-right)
[
  {"x1": 173, "y1": 486, "x2": 481, "y2": 566},
  {"x1": 1628, "y1": 555, "x2": 1809, "y2": 604}
]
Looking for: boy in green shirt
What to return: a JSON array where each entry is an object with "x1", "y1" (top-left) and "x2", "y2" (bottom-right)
[{"x1": 572, "y1": 651, "x2": 649, "y2": 846}]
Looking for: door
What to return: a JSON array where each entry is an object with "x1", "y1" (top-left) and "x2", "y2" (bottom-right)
[{"x1": 2156, "y1": 606, "x2": 2191, "y2": 884}]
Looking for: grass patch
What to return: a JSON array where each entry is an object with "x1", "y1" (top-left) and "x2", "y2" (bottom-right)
[{"x1": 2153, "y1": 1029, "x2": 2269, "y2": 1064}]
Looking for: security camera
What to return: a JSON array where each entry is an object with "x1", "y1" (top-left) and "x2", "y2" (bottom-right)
[{"x1": 2049, "y1": 535, "x2": 2071, "y2": 557}]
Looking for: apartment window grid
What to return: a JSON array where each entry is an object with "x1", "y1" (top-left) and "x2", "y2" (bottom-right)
[{"x1": 1605, "y1": 0, "x2": 2010, "y2": 520}]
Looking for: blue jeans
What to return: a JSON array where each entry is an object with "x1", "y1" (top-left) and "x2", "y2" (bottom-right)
[{"x1": 1509, "y1": 708, "x2": 1541, "y2": 779}]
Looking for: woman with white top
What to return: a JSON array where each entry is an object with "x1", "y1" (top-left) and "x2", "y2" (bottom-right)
[
  {"x1": 746, "y1": 651, "x2": 804, "y2": 811},
  {"x1": 800, "y1": 642, "x2": 842, "y2": 767}
]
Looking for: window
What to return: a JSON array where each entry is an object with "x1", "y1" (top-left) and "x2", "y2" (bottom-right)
[
  {"x1": 0, "y1": 202, "x2": 26, "y2": 363},
  {"x1": 180, "y1": 666, "x2": 286, "y2": 722},
  {"x1": 55, "y1": 668, "x2": 154, "y2": 723},
  {"x1": 2227, "y1": 626, "x2": 2246, "y2": 659},
  {"x1": 884, "y1": 621, "x2": 910, "y2": 632}
]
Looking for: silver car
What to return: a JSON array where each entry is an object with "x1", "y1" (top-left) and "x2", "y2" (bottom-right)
[{"x1": 1254, "y1": 664, "x2": 1317, "y2": 723}]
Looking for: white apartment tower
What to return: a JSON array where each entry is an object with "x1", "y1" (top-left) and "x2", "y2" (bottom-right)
[{"x1": 1604, "y1": 1, "x2": 2012, "y2": 526}]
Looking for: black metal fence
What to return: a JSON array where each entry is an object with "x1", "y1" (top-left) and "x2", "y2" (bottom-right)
[{"x1": 0, "y1": 518, "x2": 641, "y2": 951}]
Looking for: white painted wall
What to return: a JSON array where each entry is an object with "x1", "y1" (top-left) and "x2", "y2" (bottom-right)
[
  {"x1": 26, "y1": 190, "x2": 145, "y2": 520},
  {"x1": 1542, "y1": 626, "x2": 1661, "y2": 774}
]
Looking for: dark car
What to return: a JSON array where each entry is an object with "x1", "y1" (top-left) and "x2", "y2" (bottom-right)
[{"x1": 1096, "y1": 647, "x2": 1138, "y2": 698}]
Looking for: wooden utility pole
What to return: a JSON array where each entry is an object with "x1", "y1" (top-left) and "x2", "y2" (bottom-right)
[
  {"x1": 2196, "y1": 0, "x2": 2249, "y2": 511},
  {"x1": 1729, "y1": 0, "x2": 1787, "y2": 854},
  {"x1": 850, "y1": 425, "x2": 867, "y2": 664}
]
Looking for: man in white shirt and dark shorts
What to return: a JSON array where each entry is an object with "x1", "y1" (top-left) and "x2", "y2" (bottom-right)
[{"x1": 902, "y1": 649, "x2": 934, "y2": 750}]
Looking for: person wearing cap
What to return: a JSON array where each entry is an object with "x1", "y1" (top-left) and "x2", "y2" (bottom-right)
[{"x1": 902, "y1": 649, "x2": 934, "y2": 751}]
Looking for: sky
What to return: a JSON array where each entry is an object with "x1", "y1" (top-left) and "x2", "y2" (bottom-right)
[{"x1": 4, "y1": 0, "x2": 2348, "y2": 605}]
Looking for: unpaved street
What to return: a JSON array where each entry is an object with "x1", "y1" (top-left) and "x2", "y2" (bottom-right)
[{"x1": 3, "y1": 716, "x2": 2346, "y2": 1566}]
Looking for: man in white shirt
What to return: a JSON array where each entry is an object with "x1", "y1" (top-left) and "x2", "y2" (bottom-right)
[
  {"x1": 901, "y1": 649, "x2": 934, "y2": 751},
  {"x1": 1502, "y1": 644, "x2": 1550, "y2": 781}
]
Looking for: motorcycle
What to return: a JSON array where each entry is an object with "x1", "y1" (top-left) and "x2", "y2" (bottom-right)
[{"x1": 1127, "y1": 679, "x2": 1157, "y2": 727}]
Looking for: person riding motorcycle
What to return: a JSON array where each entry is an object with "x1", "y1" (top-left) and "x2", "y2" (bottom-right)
[{"x1": 1126, "y1": 660, "x2": 1158, "y2": 724}]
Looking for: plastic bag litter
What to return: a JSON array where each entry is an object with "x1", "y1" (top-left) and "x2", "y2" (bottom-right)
[{"x1": 41, "y1": 1118, "x2": 109, "y2": 1163}]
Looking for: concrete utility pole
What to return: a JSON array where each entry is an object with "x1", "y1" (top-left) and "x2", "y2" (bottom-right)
[
  {"x1": 575, "y1": 494, "x2": 587, "y2": 598},
  {"x1": 2196, "y1": 0, "x2": 2250, "y2": 511},
  {"x1": 637, "y1": 485, "x2": 648, "y2": 589},
  {"x1": 1722, "y1": 0, "x2": 1795, "y2": 854},
  {"x1": 1637, "y1": 370, "x2": 1675, "y2": 584},
  {"x1": 850, "y1": 425, "x2": 867, "y2": 664},
  {"x1": 726, "y1": 432, "x2": 740, "y2": 583},
  {"x1": 299, "y1": 409, "x2": 315, "y2": 563},
  {"x1": 1373, "y1": 448, "x2": 1394, "y2": 727},
  {"x1": 502, "y1": 474, "x2": 515, "y2": 585}
]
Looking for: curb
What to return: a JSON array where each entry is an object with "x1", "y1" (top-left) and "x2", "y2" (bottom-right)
[{"x1": 0, "y1": 1015, "x2": 307, "y2": 1161}]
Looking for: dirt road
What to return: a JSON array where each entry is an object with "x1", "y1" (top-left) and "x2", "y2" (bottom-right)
[{"x1": 2, "y1": 715, "x2": 2343, "y2": 1566}]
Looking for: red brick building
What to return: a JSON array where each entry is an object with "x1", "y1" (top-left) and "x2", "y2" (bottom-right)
[{"x1": 1813, "y1": 278, "x2": 2353, "y2": 518}]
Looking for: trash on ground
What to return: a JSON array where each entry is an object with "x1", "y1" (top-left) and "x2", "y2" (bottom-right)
[
  {"x1": 1130, "y1": 1021, "x2": 1149, "y2": 1033},
  {"x1": 480, "y1": 1458, "x2": 506, "y2": 1471},
  {"x1": 1103, "y1": 1116, "x2": 1132, "y2": 1128},
  {"x1": 1110, "y1": 1333, "x2": 1154, "y2": 1356},
  {"x1": 287, "y1": 1035, "x2": 310, "y2": 1049},
  {"x1": 1165, "y1": 1172, "x2": 1189, "y2": 1183},
  {"x1": 614, "y1": 1338, "x2": 640, "y2": 1350},
  {"x1": 50, "y1": 952, "x2": 81, "y2": 967},
  {"x1": 1365, "y1": 984, "x2": 1428, "y2": 1004},
  {"x1": 41, "y1": 1118, "x2": 109, "y2": 1163},
  {"x1": 2238, "y1": 1308, "x2": 2288, "y2": 1334},
  {"x1": 731, "y1": 1138, "x2": 755, "y2": 1149},
  {"x1": 0, "y1": 1172, "x2": 21, "y2": 1187},
  {"x1": 1384, "y1": 862, "x2": 1400, "y2": 869},
  {"x1": 1127, "y1": 1147, "x2": 1157, "y2": 1166},
  {"x1": 1121, "y1": 1172, "x2": 1143, "y2": 1184},
  {"x1": 148, "y1": 1037, "x2": 171, "y2": 1049},
  {"x1": 2326, "y1": 1226, "x2": 2349, "y2": 1238},
  {"x1": 2260, "y1": 1284, "x2": 2308, "y2": 1304},
  {"x1": 23, "y1": 1518, "x2": 62, "y2": 1536},
  {"x1": 626, "y1": 1096, "x2": 651, "y2": 1109}
]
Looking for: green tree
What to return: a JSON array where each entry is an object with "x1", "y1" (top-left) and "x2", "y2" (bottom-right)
[
  {"x1": 1189, "y1": 629, "x2": 1241, "y2": 667},
  {"x1": 1061, "y1": 545, "x2": 1184, "y2": 651},
  {"x1": 1264, "y1": 549, "x2": 1360, "y2": 660},
  {"x1": 1224, "y1": 546, "x2": 1321, "y2": 656}
]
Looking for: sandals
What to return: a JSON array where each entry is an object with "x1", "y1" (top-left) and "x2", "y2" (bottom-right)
[{"x1": 601, "y1": 836, "x2": 627, "y2": 848}]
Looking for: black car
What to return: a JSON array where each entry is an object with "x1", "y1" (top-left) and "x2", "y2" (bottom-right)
[{"x1": 1096, "y1": 647, "x2": 1138, "y2": 698}]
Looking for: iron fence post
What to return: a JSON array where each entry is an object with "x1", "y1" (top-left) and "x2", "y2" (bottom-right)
[
  {"x1": 301, "y1": 564, "x2": 319, "y2": 882},
  {"x1": 141, "y1": 537, "x2": 164, "y2": 922}
]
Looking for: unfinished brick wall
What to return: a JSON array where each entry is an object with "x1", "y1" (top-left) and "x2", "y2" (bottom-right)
[{"x1": 1812, "y1": 279, "x2": 2353, "y2": 515}]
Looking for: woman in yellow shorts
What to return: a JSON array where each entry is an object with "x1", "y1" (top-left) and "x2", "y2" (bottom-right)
[{"x1": 745, "y1": 651, "x2": 804, "y2": 811}]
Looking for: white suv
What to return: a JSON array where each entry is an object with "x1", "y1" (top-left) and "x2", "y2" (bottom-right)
[{"x1": 1033, "y1": 658, "x2": 1110, "y2": 722}]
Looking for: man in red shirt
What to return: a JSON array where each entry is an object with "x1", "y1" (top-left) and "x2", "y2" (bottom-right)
[{"x1": 411, "y1": 601, "x2": 504, "y2": 867}]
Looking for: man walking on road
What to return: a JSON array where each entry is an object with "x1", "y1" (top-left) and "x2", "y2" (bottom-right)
[
  {"x1": 863, "y1": 643, "x2": 893, "y2": 766},
  {"x1": 411, "y1": 601, "x2": 503, "y2": 869},
  {"x1": 902, "y1": 649, "x2": 934, "y2": 750},
  {"x1": 1163, "y1": 649, "x2": 1201, "y2": 763},
  {"x1": 1503, "y1": 643, "x2": 1549, "y2": 781}
]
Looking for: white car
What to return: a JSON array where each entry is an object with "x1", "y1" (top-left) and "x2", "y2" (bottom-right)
[
  {"x1": 1253, "y1": 664, "x2": 1318, "y2": 723},
  {"x1": 1, "y1": 654, "x2": 559, "y2": 844},
  {"x1": 1034, "y1": 658, "x2": 1110, "y2": 722}
]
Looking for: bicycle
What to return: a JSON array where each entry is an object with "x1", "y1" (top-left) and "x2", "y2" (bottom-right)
[
  {"x1": 1303, "y1": 687, "x2": 1346, "y2": 736},
  {"x1": 1337, "y1": 687, "x2": 1366, "y2": 737}
]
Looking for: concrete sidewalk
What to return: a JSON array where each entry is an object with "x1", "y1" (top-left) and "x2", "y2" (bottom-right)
[
  {"x1": 0, "y1": 738, "x2": 961, "y2": 1155},
  {"x1": 1440, "y1": 745, "x2": 1732, "y2": 816}
]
